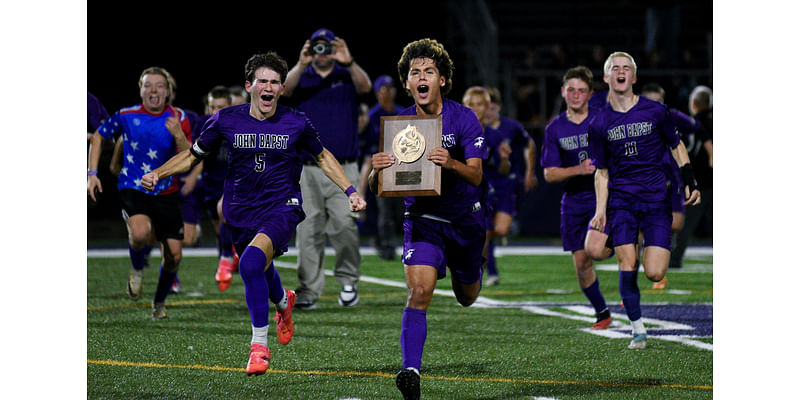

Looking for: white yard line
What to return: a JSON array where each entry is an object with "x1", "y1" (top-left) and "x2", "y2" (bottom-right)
[{"x1": 87, "y1": 245, "x2": 713, "y2": 258}]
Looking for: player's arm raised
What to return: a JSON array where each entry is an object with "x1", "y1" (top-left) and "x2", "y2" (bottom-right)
[{"x1": 314, "y1": 148, "x2": 367, "y2": 212}]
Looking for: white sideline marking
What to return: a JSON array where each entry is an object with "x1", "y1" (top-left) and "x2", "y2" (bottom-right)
[{"x1": 87, "y1": 245, "x2": 713, "y2": 258}]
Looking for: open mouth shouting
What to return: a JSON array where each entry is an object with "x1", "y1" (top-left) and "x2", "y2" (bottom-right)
[
  {"x1": 417, "y1": 85, "x2": 430, "y2": 100},
  {"x1": 260, "y1": 94, "x2": 275, "y2": 105}
]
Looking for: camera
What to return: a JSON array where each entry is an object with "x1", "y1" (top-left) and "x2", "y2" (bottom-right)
[{"x1": 310, "y1": 42, "x2": 333, "y2": 55}]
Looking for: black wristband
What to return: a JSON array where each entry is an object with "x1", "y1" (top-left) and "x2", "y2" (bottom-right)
[{"x1": 680, "y1": 164, "x2": 698, "y2": 192}]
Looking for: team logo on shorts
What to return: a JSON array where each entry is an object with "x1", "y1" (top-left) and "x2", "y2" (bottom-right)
[{"x1": 404, "y1": 249, "x2": 415, "y2": 261}]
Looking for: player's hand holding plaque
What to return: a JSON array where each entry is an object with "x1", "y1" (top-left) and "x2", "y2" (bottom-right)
[{"x1": 377, "y1": 115, "x2": 442, "y2": 197}]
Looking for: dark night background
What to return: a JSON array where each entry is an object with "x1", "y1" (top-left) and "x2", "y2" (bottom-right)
[
  {"x1": 86, "y1": 0, "x2": 716, "y2": 244},
  {"x1": 88, "y1": 2, "x2": 450, "y2": 120}
]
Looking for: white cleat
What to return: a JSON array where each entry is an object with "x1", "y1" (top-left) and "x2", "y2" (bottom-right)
[
  {"x1": 628, "y1": 333, "x2": 647, "y2": 349},
  {"x1": 127, "y1": 268, "x2": 143, "y2": 301}
]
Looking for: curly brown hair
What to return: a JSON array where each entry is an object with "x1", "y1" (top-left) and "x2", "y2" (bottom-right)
[{"x1": 397, "y1": 38, "x2": 455, "y2": 96}]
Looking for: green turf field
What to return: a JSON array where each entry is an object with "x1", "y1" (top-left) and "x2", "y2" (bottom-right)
[{"x1": 87, "y1": 251, "x2": 712, "y2": 399}]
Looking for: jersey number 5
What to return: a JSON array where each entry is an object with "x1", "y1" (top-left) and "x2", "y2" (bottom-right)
[{"x1": 255, "y1": 153, "x2": 266, "y2": 172}]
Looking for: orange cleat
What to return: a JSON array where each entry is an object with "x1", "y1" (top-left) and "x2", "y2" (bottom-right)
[
  {"x1": 592, "y1": 309, "x2": 612, "y2": 330},
  {"x1": 245, "y1": 343, "x2": 270, "y2": 376},
  {"x1": 274, "y1": 290, "x2": 297, "y2": 345},
  {"x1": 652, "y1": 276, "x2": 667, "y2": 290},
  {"x1": 592, "y1": 316, "x2": 612, "y2": 330},
  {"x1": 215, "y1": 258, "x2": 234, "y2": 291}
]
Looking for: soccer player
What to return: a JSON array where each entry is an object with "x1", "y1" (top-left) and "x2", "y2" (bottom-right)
[
  {"x1": 369, "y1": 38, "x2": 487, "y2": 400},
  {"x1": 640, "y1": 82, "x2": 705, "y2": 289},
  {"x1": 87, "y1": 67, "x2": 192, "y2": 319},
  {"x1": 589, "y1": 52, "x2": 700, "y2": 350},
  {"x1": 192, "y1": 86, "x2": 241, "y2": 291},
  {"x1": 482, "y1": 87, "x2": 538, "y2": 286},
  {"x1": 141, "y1": 52, "x2": 366, "y2": 375},
  {"x1": 541, "y1": 66, "x2": 613, "y2": 329}
]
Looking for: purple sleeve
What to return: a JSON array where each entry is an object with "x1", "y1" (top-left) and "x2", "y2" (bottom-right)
[
  {"x1": 461, "y1": 111, "x2": 487, "y2": 160},
  {"x1": 669, "y1": 108, "x2": 700, "y2": 135},
  {"x1": 193, "y1": 113, "x2": 223, "y2": 157},
  {"x1": 659, "y1": 107, "x2": 681, "y2": 149},
  {"x1": 588, "y1": 118, "x2": 607, "y2": 169},
  {"x1": 540, "y1": 123, "x2": 562, "y2": 168},
  {"x1": 299, "y1": 116, "x2": 325, "y2": 157},
  {"x1": 87, "y1": 93, "x2": 109, "y2": 132}
]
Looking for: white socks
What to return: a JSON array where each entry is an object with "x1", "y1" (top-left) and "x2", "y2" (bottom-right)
[
  {"x1": 251, "y1": 325, "x2": 268, "y2": 346},
  {"x1": 631, "y1": 318, "x2": 646, "y2": 335}
]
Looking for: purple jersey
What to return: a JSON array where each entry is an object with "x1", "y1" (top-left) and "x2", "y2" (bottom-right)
[
  {"x1": 191, "y1": 104, "x2": 324, "y2": 229},
  {"x1": 290, "y1": 64, "x2": 361, "y2": 161},
  {"x1": 399, "y1": 98, "x2": 488, "y2": 223},
  {"x1": 588, "y1": 90, "x2": 608, "y2": 109},
  {"x1": 589, "y1": 96, "x2": 681, "y2": 202},
  {"x1": 541, "y1": 108, "x2": 599, "y2": 196},
  {"x1": 87, "y1": 92, "x2": 109, "y2": 132},
  {"x1": 662, "y1": 108, "x2": 703, "y2": 195},
  {"x1": 98, "y1": 104, "x2": 192, "y2": 195},
  {"x1": 485, "y1": 116, "x2": 531, "y2": 194},
  {"x1": 195, "y1": 113, "x2": 229, "y2": 192},
  {"x1": 366, "y1": 104, "x2": 404, "y2": 155}
]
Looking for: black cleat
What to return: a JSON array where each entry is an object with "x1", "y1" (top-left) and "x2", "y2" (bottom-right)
[{"x1": 396, "y1": 368, "x2": 420, "y2": 400}]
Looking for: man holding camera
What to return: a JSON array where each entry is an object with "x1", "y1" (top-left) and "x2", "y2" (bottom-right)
[{"x1": 284, "y1": 28, "x2": 372, "y2": 310}]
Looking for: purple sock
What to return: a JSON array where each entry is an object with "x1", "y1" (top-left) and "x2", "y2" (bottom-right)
[
  {"x1": 264, "y1": 261, "x2": 285, "y2": 304},
  {"x1": 154, "y1": 265, "x2": 176, "y2": 303},
  {"x1": 401, "y1": 307, "x2": 427, "y2": 370},
  {"x1": 581, "y1": 277, "x2": 608, "y2": 314},
  {"x1": 220, "y1": 222, "x2": 234, "y2": 258},
  {"x1": 129, "y1": 245, "x2": 149, "y2": 271},
  {"x1": 486, "y1": 239, "x2": 498, "y2": 276},
  {"x1": 619, "y1": 269, "x2": 642, "y2": 321},
  {"x1": 240, "y1": 246, "x2": 269, "y2": 327}
]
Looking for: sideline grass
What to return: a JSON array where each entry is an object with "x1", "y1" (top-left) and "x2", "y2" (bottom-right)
[{"x1": 87, "y1": 252, "x2": 712, "y2": 399}]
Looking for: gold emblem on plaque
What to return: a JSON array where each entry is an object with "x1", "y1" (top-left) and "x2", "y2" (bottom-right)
[{"x1": 392, "y1": 124, "x2": 426, "y2": 163}]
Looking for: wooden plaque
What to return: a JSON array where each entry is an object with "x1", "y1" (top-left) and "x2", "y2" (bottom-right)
[{"x1": 377, "y1": 115, "x2": 442, "y2": 197}]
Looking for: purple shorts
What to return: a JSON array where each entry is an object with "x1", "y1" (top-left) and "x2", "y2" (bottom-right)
[
  {"x1": 561, "y1": 211, "x2": 612, "y2": 252},
  {"x1": 608, "y1": 194, "x2": 672, "y2": 250},
  {"x1": 560, "y1": 192, "x2": 611, "y2": 252},
  {"x1": 230, "y1": 205, "x2": 305, "y2": 258},
  {"x1": 491, "y1": 190, "x2": 517, "y2": 216},
  {"x1": 402, "y1": 216, "x2": 486, "y2": 284},
  {"x1": 671, "y1": 191, "x2": 685, "y2": 214},
  {"x1": 179, "y1": 187, "x2": 202, "y2": 224}
]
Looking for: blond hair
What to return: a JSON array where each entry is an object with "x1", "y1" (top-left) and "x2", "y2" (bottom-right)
[
  {"x1": 462, "y1": 86, "x2": 490, "y2": 105},
  {"x1": 603, "y1": 51, "x2": 637, "y2": 76}
]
